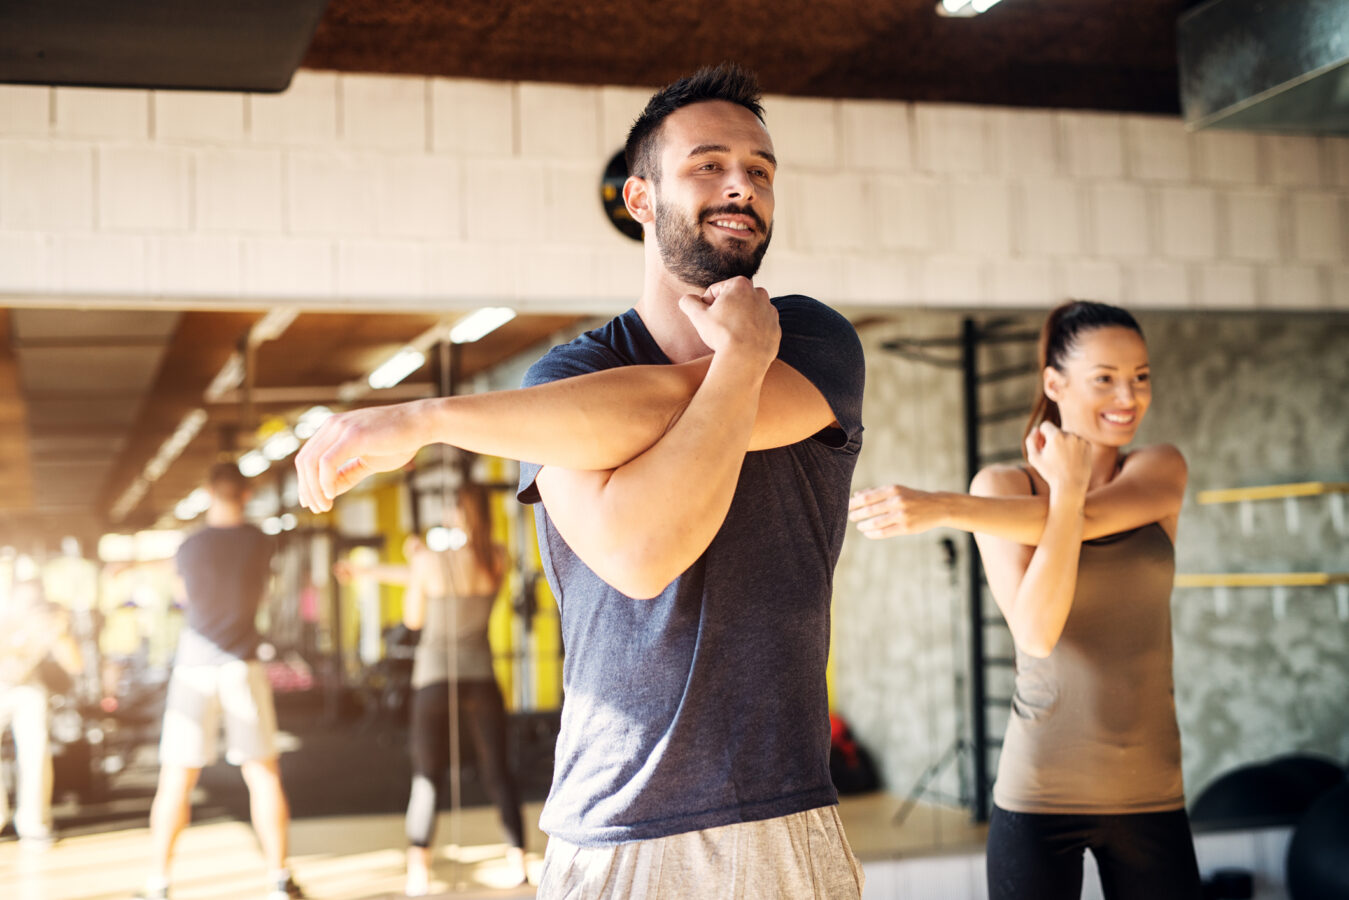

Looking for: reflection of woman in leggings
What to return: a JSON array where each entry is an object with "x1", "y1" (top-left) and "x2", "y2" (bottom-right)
[
  {"x1": 343, "y1": 483, "x2": 527, "y2": 895},
  {"x1": 851, "y1": 302, "x2": 1201, "y2": 900}
]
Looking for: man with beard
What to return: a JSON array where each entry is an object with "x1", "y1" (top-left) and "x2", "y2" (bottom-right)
[{"x1": 295, "y1": 64, "x2": 865, "y2": 898}]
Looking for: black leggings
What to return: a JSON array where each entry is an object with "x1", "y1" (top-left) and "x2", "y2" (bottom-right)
[
  {"x1": 406, "y1": 680, "x2": 525, "y2": 850},
  {"x1": 987, "y1": 805, "x2": 1202, "y2": 900}
]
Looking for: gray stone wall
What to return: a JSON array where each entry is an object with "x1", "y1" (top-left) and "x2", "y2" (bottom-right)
[{"x1": 831, "y1": 309, "x2": 1349, "y2": 827}]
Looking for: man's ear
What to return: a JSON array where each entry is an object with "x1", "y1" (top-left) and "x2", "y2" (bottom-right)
[{"x1": 623, "y1": 175, "x2": 654, "y2": 226}]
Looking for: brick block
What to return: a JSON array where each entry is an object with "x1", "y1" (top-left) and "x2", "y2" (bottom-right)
[
  {"x1": 1058, "y1": 260, "x2": 1124, "y2": 303},
  {"x1": 426, "y1": 243, "x2": 517, "y2": 302},
  {"x1": 1265, "y1": 135, "x2": 1324, "y2": 187},
  {"x1": 792, "y1": 172, "x2": 874, "y2": 251},
  {"x1": 148, "y1": 236, "x2": 242, "y2": 296},
  {"x1": 947, "y1": 180, "x2": 1011, "y2": 257},
  {"x1": 0, "y1": 85, "x2": 49, "y2": 136},
  {"x1": 0, "y1": 143, "x2": 93, "y2": 230},
  {"x1": 920, "y1": 256, "x2": 985, "y2": 304},
  {"x1": 1060, "y1": 112, "x2": 1125, "y2": 178},
  {"x1": 98, "y1": 146, "x2": 190, "y2": 231},
  {"x1": 1124, "y1": 115, "x2": 1192, "y2": 181},
  {"x1": 1089, "y1": 182, "x2": 1150, "y2": 258},
  {"x1": 462, "y1": 160, "x2": 545, "y2": 242},
  {"x1": 154, "y1": 90, "x2": 245, "y2": 143},
  {"x1": 768, "y1": 95, "x2": 838, "y2": 170},
  {"x1": 988, "y1": 259, "x2": 1054, "y2": 304},
  {"x1": 242, "y1": 237, "x2": 335, "y2": 298},
  {"x1": 1331, "y1": 138, "x2": 1349, "y2": 188},
  {"x1": 519, "y1": 83, "x2": 601, "y2": 160},
  {"x1": 1126, "y1": 261, "x2": 1190, "y2": 307},
  {"x1": 251, "y1": 71, "x2": 339, "y2": 145},
  {"x1": 1157, "y1": 186, "x2": 1218, "y2": 260},
  {"x1": 595, "y1": 242, "x2": 646, "y2": 302},
  {"x1": 995, "y1": 108, "x2": 1060, "y2": 177},
  {"x1": 287, "y1": 151, "x2": 377, "y2": 236},
  {"x1": 1329, "y1": 266, "x2": 1349, "y2": 309},
  {"x1": 337, "y1": 240, "x2": 427, "y2": 300},
  {"x1": 1291, "y1": 192, "x2": 1342, "y2": 263},
  {"x1": 432, "y1": 79, "x2": 515, "y2": 157},
  {"x1": 544, "y1": 163, "x2": 615, "y2": 245},
  {"x1": 600, "y1": 85, "x2": 652, "y2": 156},
  {"x1": 195, "y1": 148, "x2": 283, "y2": 233},
  {"x1": 1196, "y1": 263, "x2": 1258, "y2": 307},
  {"x1": 54, "y1": 234, "x2": 146, "y2": 294},
  {"x1": 341, "y1": 74, "x2": 427, "y2": 151},
  {"x1": 876, "y1": 177, "x2": 938, "y2": 251},
  {"x1": 1194, "y1": 130, "x2": 1261, "y2": 184},
  {"x1": 1261, "y1": 265, "x2": 1325, "y2": 308},
  {"x1": 376, "y1": 155, "x2": 461, "y2": 239},
  {"x1": 516, "y1": 245, "x2": 601, "y2": 300},
  {"x1": 754, "y1": 252, "x2": 846, "y2": 303},
  {"x1": 1018, "y1": 179, "x2": 1083, "y2": 256},
  {"x1": 1224, "y1": 190, "x2": 1283, "y2": 262},
  {"x1": 842, "y1": 100, "x2": 912, "y2": 172},
  {"x1": 838, "y1": 254, "x2": 919, "y2": 304},
  {"x1": 0, "y1": 233, "x2": 51, "y2": 293},
  {"x1": 54, "y1": 87, "x2": 149, "y2": 139},
  {"x1": 914, "y1": 104, "x2": 992, "y2": 174}
]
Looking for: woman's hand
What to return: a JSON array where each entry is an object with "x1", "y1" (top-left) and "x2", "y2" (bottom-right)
[
  {"x1": 848, "y1": 484, "x2": 947, "y2": 538},
  {"x1": 1026, "y1": 421, "x2": 1091, "y2": 498}
]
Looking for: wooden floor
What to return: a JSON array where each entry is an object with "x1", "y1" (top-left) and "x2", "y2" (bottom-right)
[{"x1": 0, "y1": 794, "x2": 986, "y2": 900}]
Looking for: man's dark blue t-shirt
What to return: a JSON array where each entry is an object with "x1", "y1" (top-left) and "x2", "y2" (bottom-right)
[
  {"x1": 517, "y1": 295, "x2": 865, "y2": 847},
  {"x1": 174, "y1": 524, "x2": 274, "y2": 665}
]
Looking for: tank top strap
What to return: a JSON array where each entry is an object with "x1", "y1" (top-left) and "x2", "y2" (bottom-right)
[{"x1": 1020, "y1": 465, "x2": 1038, "y2": 496}]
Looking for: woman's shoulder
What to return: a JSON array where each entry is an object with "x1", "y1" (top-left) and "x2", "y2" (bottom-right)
[
  {"x1": 971, "y1": 462, "x2": 1037, "y2": 497},
  {"x1": 1121, "y1": 443, "x2": 1188, "y2": 481}
]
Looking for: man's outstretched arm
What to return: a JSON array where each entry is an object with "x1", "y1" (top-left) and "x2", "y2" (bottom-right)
[{"x1": 295, "y1": 322, "x2": 836, "y2": 513}]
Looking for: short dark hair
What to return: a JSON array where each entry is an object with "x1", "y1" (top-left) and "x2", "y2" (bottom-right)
[
  {"x1": 208, "y1": 461, "x2": 250, "y2": 502},
  {"x1": 625, "y1": 63, "x2": 765, "y2": 181}
]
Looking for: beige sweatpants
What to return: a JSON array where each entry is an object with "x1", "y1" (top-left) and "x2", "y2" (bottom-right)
[{"x1": 538, "y1": 806, "x2": 865, "y2": 900}]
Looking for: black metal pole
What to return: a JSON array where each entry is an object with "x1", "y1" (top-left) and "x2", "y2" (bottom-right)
[{"x1": 962, "y1": 317, "x2": 991, "y2": 823}]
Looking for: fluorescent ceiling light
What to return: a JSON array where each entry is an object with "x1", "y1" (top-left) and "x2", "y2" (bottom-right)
[
  {"x1": 971, "y1": 0, "x2": 1002, "y2": 11},
  {"x1": 249, "y1": 307, "x2": 299, "y2": 345},
  {"x1": 368, "y1": 346, "x2": 427, "y2": 390},
  {"x1": 449, "y1": 307, "x2": 516, "y2": 344},
  {"x1": 294, "y1": 406, "x2": 334, "y2": 439},
  {"x1": 937, "y1": 0, "x2": 1002, "y2": 15},
  {"x1": 238, "y1": 450, "x2": 270, "y2": 478},
  {"x1": 261, "y1": 429, "x2": 301, "y2": 461},
  {"x1": 204, "y1": 352, "x2": 245, "y2": 402}
]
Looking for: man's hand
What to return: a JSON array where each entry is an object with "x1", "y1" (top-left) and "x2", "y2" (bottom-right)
[
  {"x1": 678, "y1": 276, "x2": 780, "y2": 374},
  {"x1": 295, "y1": 400, "x2": 433, "y2": 512},
  {"x1": 848, "y1": 484, "x2": 946, "y2": 539}
]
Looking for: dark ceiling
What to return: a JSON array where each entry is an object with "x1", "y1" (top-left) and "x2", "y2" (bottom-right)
[{"x1": 302, "y1": 0, "x2": 1197, "y2": 114}]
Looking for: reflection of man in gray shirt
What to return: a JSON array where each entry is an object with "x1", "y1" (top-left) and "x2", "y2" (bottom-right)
[{"x1": 134, "y1": 463, "x2": 304, "y2": 900}]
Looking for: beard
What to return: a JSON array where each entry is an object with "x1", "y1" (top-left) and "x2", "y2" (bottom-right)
[{"x1": 653, "y1": 198, "x2": 773, "y2": 287}]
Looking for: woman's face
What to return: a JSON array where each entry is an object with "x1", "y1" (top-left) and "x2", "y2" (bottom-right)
[{"x1": 1046, "y1": 326, "x2": 1152, "y2": 447}]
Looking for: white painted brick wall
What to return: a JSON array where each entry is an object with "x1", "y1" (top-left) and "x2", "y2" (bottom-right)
[
  {"x1": 915, "y1": 105, "x2": 992, "y2": 175},
  {"x1": 1125, "y1": 115, "x2": 1193, "y2": 182},
  {"x1": 432, "y1": 79, "x2": 515, "y2": 157},
  {"x1": 341, "y1": 75, "x2": 427, "y2": 152},
  {"x1": 1290, "y1": 192, "x2": 1342, "y2": 263},
  {"x1": 1090, "y1": 182, "x2": 1151, "y2": 259},
  {"x1": 1, "y1": 143, "x2": 94, "y2": 231},
  {"x1": 842, "y1": 101, "x2": 912, "y2": 172},
  {"x1": 154, "y1": 91, "x2": 246, "y2": 144},
  {"x1": 0, "y1": 85, "x2": 49, "y2": 137},
  {"x1": 98, "y1": 146, "x2": 191, "y2": 232},
  {"x1": 1158, "y1": 186, "x2": 1218, "y2": 260},
  {"x1": 1017, "y1": 179, "x2": 1083, "y2": 256},
  {"x1": 769, "y1": 96, "x2": 839, "y2": 170},
  {"x1": 287, "y1": 151, "x2": 377, "y2": 236},
  {"x1": 195, "y1": 148, "x2": 283, "y2": 233},
  {"x1": 1, "y1": 72, "x2": 1345, "y2": 313},
  {"x1": 54, "y1": 88, "x2": 148, "y2": 139},
  {"x1": 518, "y1": 84, "x2": 601, "y2": 161},
  {"x1": 251, "y1": 71, "x2": 339, "y2": 146}
]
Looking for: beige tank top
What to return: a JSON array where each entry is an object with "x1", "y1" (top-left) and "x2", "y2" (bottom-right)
[
  {"x1": 410, "y1": 551, "x2": 496, "y2": 688},
  {"x1": 994, "y1": 474, "x2": 1185, "y2": 814}
]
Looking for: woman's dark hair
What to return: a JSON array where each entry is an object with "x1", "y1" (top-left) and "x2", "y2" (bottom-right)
[
  {"x1": 1024, "y1": 300, "x2": 1144, "y2": 451},
  {"x1": 625, "y1": 62, "x2": 764, "y2": 182},
  {"x1": 456, "y1": 481, "x2": 498, "y2": 578}
]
